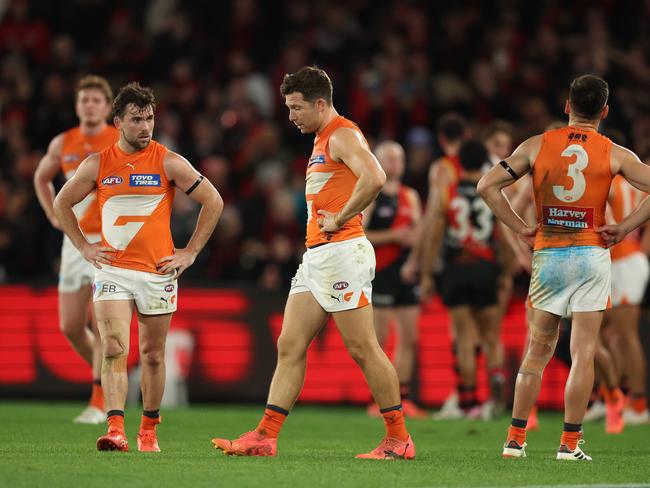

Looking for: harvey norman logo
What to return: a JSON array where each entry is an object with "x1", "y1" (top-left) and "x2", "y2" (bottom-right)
[
  {"x1": 542, "y1": 205, "x2": 594, "y2": 229},
  {"x1": 130, "y1": 174, "x2": 161, "y2": 187}
]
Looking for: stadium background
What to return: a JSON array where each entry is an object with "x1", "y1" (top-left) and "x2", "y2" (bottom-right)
[{"x1": 0, "y1": 0, "x2": 649, "y2": 407}]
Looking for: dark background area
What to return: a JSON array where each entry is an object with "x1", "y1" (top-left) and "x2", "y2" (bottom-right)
[{"x1": 0, "y1": 0, "x2": 648, "y2": 289}]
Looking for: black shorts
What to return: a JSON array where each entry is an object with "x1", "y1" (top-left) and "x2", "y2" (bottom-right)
[
  {"x1": 372, "y1": 258, "x2": 419, "y2": 308},
  {"x1": 439, "y1": 261, "x2": 499, "y2": 308}
]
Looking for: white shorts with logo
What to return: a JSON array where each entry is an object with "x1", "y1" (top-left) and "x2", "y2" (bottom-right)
[
  {"x1": 93, "y1": 264, "x2": 178, "y2": 315},
  {"x1": 528, "y1": 246, "x2": 610, "y2": 316},
  {"x1": 59, "y1": 234, "x2": 101, "y2": 292},
  {"x1": 289, "y1": 236, "x2": 375, "y2": 313},
  {"x1": 611, "y1": 252, "x2": 650, "y2": 307}
]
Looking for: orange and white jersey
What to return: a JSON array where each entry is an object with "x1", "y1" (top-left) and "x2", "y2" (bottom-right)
[
  {"x1": 61, "y1": 125, "x2": 119, "y2": 234},
  {"x1": 305, "y1": 116, "x2": 367, "y2": 248},
  {"x1": 436, "y1": 154, "x2": 463, "y2": 203},
  {"x1": 608, "y1": 175, "x2": 645, "y2": 261},
  {"x1": 532, "y1": 126, "x2": 613, "y2": 250},
  {"x1": 440, "y1": 154, "x2": 462, "y2": 185},
  {"x1": 96, "y1": 140, "x2": 175, "y2": 274}
]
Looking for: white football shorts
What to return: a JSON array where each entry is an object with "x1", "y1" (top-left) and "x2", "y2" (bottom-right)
[
  {"x1": 93, "y1": 264, "x2": 178, "y2": 315},
  {"x1": 289, "y1": 236, "x2": 375, "y2": 313},
  {"x1": 529, "y1": 246, "x2": 610, "y2": 316},
  {"x1": 611, "y1": 251, "x2": 649, "y2": 307},
  {"x1": 58, "y1": 234, "x2": 101, "y2": 293}
]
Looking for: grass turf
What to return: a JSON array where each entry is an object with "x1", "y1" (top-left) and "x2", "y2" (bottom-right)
[{"x1": 1, "y1": 402, "x2": 649, "y2": 488}]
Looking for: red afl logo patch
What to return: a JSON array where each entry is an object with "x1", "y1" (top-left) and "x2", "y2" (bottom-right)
[
  {"x1": 165, "y1": 284, "x2": 175, "y2": 292},
  {"x1": 333, "y1": 281, "x2": 349, "y2": 290}
]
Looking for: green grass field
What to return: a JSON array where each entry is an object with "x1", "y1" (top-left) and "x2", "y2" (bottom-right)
[{"x1": 1, "y1": 402, "x2": 649, "y2": 488}]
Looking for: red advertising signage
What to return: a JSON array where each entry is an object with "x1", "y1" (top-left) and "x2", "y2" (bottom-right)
[{"x1": 0, "y1": 285, "x2": 569, "y2": 407}]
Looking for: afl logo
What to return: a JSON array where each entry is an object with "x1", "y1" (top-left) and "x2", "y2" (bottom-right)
[
  {"x1": 102, "y1": 176, "x2": 123, "y2": 185},
  {"x1": 165, "y1": 284, "x2": 175, "y2": 292},
  {"x1": 333, "y1": 281, "x2": 349, "y2": 290}
]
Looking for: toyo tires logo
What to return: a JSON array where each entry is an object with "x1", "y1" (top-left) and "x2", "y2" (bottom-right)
[{"x1": 130, "y1": 174, "x2": 161, "y2": 186}]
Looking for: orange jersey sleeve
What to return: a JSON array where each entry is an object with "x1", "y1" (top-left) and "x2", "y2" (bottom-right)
[
  {"x1": 609, "y1": 175, "x2": 644, "y2": 260},
  {"x1": 532, "y1": 126, "x2": 613, "y2": 250},
  {"x1": 60, "y1": 125, "x2": 120, "y2": 235},
  {"x1": 305, "y1": 116, "x2": 368, "y2": 248},
  {"x1": 96, "y1": 140, "x2": 175, "y2": 274}
]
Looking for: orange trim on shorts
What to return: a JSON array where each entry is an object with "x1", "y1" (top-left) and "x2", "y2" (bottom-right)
[{"x1": 357, "y1": 290, "x2": 369, "y2": 308}]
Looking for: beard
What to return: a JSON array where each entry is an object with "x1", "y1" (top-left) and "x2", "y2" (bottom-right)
[{"x1": 123, "y1": 133, "x2": 151, "y2": 151}]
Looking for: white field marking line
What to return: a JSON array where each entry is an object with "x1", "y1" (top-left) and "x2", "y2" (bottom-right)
[{"x1": 419, "y1": 485, "x2": 650, "y2": 488}]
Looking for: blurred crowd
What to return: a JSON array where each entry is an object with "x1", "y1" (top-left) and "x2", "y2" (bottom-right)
[{"x1": 0, "y1": 0, "x2": 648, "y2": 287}]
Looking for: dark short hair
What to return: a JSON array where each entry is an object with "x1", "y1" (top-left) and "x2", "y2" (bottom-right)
[
  {"x1": 458, "y1": 139, "x2": 488, "y2": 171},
  {"x1": 280, "y1": 66, "x2": 333, "y2": 104},
  {"x1": 113, "y1": 82, "x2": 156, "y2": 119},
  {"x1": 436, "y1": 112, "x2": 467, "y2": 142},
  {"x1": 77, "y1": 75, "x2": 113, "y2": 104},
  {"x1": 569, "y1": 75, "x2": 609, "y2": 120}
]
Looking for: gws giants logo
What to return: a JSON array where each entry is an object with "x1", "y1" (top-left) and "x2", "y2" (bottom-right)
[
  {"x1": 333, "y1": 281, "x2": 349, "y2": 290},
  {"x1": 102, "y1": 176, "x2": 123, "y2": 185}
]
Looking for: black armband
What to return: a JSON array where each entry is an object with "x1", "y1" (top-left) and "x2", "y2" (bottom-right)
[
  {"x1": 185, "y1": 175, "x2": 204, "y2": 195},
  {"x1": 499, "y1": 160, "x2": 520, "y2": 180}
]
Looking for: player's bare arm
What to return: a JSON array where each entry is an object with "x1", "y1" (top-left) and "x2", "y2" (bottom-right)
[
  {"x1": 597, "y1": 145, "x2": 650, "y2": 246},
  {"x1": 157, "y1": 151, "x2": 223, "y2": 277},
  {"x1": 495, "y1": 221, "x2": 519, "y2": 280},
  {"x1": 638, "y1": 222, "x2": 650, "y2": 255},
  {"x1": 33, "y1": 133, "x2": 65, "y2": 229},
  {"x1": 410, "y1": 157, "x2": 452, "y2": 262},
  {"x1": 501, "y1": 175, "x2": 534, "y2": 270},
  {"x1": 477, "y1": 135, "x2": 542, "y2": 245},
  {"x1": 418, "y1": 185, "x2": 446, "y2": 301},
  {"x1": 399, "y1": 187, "x2": 422, "y2": 283},
  {"x1": 317, "y1": 127, "x2": 386, "y2": 233},
  {"x1": 419, "y1": 159, "x2": 451, "y2": 230},
  {"x1": 53, "y1": 154, "x2": 115, "y2": 268}
]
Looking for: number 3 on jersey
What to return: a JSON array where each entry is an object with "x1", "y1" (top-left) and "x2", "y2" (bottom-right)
[{"x1": 553, "y1": 144, "x2": 589, "y2": 202}]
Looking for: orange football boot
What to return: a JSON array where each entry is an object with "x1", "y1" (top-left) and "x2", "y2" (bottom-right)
[
  {"x1": 96, "y1": 429, "x2": 129, "y2": 452},
  {"x1": 366, "y1": 403, "x2": 381, "y2": 417},
  {"x1": 401, "y1": 399, "x2": 428, "y2": 419},
  {"x1": 212, "y1": 431, "x2": 277, "y2": 456},
  {"x1": 137, "y1": 428, "x2": 161, "y2": 452},
  {"x1": 356, "y1": 435, "x2": 415, "y2": 460},
  {"x1": 605, "y1": 388, "x2": 625, "y2": 434},
  {"x1": 527, "y1": 406, "x2": 539, "y2": 431}
]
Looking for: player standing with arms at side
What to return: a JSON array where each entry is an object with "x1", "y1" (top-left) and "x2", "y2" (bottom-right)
[
  {"x1": 603, "y1": 176, "x2": 649, "y2": 425},
  {"x1": 364, "y1": 140, "x2": 426, "y2": 418},
  {"x1": 34, "y1": 75, "x2": 118, "y2": 424},
  {"x1": 422, "y1": 114, "x2": 479, "y2": 419},
  {"x1": 420, "y1": 140, "x2": 510, "y2": 418},
  {"x1": 54, "y1": 82, "x2": 223, "y2": 452},
  {"x1": 212, "y1": 66, "x2": 415, "y2": 460},
  {"x1": 478, "y1": 74, "x2": 650, "y2": 461}
]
